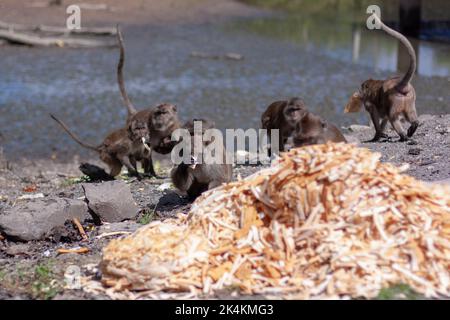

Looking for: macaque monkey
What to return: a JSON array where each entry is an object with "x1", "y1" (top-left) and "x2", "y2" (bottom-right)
[
  {"x1": 116, "y1": 26, "x2": 181, "y2": 156},
  {"x1": 292, "y1": 112, "x2": 346, "y2": 147},
  {"x1": 344, "y1": 14, "x2": 419, "y2": 142},
  {"x1": 171, "y1": 119, "x2": 232, "y2": 200},
  {"x1": 261, "y1": 97, "x2": 308, "y2": 153},
  {"x1": 50, "y1": 114, "x2": 151, "y2": 179}
]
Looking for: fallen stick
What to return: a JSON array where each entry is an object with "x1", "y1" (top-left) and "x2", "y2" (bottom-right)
[
  {"x1": 72, "y1": 218, "x2": 88, "y2": 241},
  {"x1": 0, "y1": 20, "x2": 116, "y2": 36},
  {"x1": 0, "y1": 29, "x2": 117, "y2": 48},
  {"x1": 96, "y1": 231, "x2": 131, "y2": 239},
  {"x1": 57, "y1": 247, "x2": 90, "y2": 255}
]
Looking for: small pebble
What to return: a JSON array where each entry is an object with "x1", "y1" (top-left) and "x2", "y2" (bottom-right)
[{"x1": 408, "y1": 148, "x2": 422, "y2": 156}]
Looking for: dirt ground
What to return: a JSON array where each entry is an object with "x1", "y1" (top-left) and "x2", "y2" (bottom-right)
[
  {"x1": 0, "y1": 114, "x2": 449, "y2": 300},
  {"x1": 1, "y1": 0, "x2": 449, "y2": 301}
]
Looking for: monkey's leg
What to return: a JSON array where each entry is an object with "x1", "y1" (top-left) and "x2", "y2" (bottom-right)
[
  {"x1": 118, "y1": 154, "x2": 143, "y2": 179},
  {"x1": 405, "y1": 105, "x2": 419, "y2": 138},
  {"x1": 389, "y1": 117, "x2": 408, "y2": 141},
  {"x1": 129, "y1": 157, "x2": 138, "y2": 172},
  {"x1": 379, "y1": 118, "x2": 389, "y2": 139},
  {"x1": 366, "y1": 110, "x2": 384, "y2": 142},
  {"x1": 101, "y1": 152, "x2": 122, "y2": 177},
  {"x1": 143, "y1": 156, "x2": 162, "y2": 179}
]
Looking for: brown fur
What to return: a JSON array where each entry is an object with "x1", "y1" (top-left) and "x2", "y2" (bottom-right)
[
  {"x1": 171, "y1": 119, "x2": 232, "y2": 200},
  {"x1": 261, "y1": 97, "x2": 308, "y2": 152},
  {"x1": 345, "y1": 15, "x2": 419, "y2": 142},
  {"x1": 50, "y1": 114, "x2": 150, "y2": 179},
  {"x1": 116, "y1": 26, "x2": 181, "y2": 157},
  {"x1": 293, "y1": 112, "x2": 346, "y2": 147}
]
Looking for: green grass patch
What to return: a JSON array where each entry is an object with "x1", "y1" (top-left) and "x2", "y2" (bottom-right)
[
  {"x1": 377, "y1": 284, "x2": 423, "y2": 300},
  {"x1": 60, "y1": 175, "x2": 90, "y2": 187},
  {"x1": 138, "y1": 207, "x2": 157, "y2": 225},
  {"x1": 31, "y1": 262, "x2": 62, "y2": 300}
]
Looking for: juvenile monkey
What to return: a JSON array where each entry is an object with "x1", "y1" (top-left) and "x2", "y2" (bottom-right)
[
  {"x1": 344, "y1": 14, "x2": 418, "y2": 142},
  {"x1": 292, "y1": 112, "x2": 346, "y2": 147},
  {"x1": 171, "y1": 119, "x2": 232, "y2": 200},
  {"x1": 116, "y1": 26, "x2": 181, "y2": 155},
  {"x1": 261, "y1": 97, "x2": 308, "y2": 152},
  {"x1": 148, "y1": 103, "x2": 181, "y2": 154},
  {"x1": 50, "y1": 114, "x2": 151, "y2": 179}
]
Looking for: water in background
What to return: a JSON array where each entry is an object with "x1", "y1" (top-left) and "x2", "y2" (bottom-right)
[{"x1": 1, "y1": 4, "x2": 449, "y2": 160}]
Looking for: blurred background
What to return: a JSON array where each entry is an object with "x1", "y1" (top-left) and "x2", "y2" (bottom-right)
[{"x1": 0, "y1": 0, "x2": 449, "y2": 160}]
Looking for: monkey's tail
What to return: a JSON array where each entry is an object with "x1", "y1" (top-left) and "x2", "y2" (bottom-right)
[
  {"x1": 50, "y1": 114, "x2": 100, "y2": 152},
  {"x1": 373, "y1": 14, "x2": 416, "y2": 92},
  {"x1": 116, "y1": 25, "x2": 137, "y2": 117}
]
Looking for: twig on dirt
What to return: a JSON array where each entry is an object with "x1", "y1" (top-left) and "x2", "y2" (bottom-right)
[
  {"x1": 72, "y1": 218, "x2": 88, "y2": 241},
  {"x1": 0, "y1": 29, "x2": 117, "y2": 48},
  {"x1": 57, "y1": 247, "x2": 90, "y2": 255},
  {"x1": 96, "y1": 231, "x2": 131, "y2": 239},
  {"x1": 0, "y1": 20, "x2": 116, "y2": 36}
]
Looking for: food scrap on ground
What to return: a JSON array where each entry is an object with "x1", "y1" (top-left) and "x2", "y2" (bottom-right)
[
  {"x1": 57, "y1": 247, "x2": 90, "y2": 255},
  {"x1": 72, "y1": 218, "x2": 88, "y2": 242},
  {"x1": 83, "y1": 143, "x2": 450, "y2": 299}
]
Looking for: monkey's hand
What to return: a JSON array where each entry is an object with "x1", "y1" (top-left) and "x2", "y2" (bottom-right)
[
  {"x1": 189, "y1": 156, "x2": 198, "y2": 169},
  {"x1": 141, "y1": 137, "x2": 152, "y2": 152}
]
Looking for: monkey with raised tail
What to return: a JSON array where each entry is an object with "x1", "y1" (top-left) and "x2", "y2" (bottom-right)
[
  {"x1": 345, "y1": 14, "x2": 419, "y2": 142},
  {"x1": 50, "y1": 114, "x2": 150, "y2": 180},
  {"x1": 116, "y1": 26, "x2": 181, "y2": 175}
]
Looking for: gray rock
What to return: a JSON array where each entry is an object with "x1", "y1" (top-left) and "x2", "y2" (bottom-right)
[
  {"x1": 98, "y1": 221, "x2": 141, "y2": 234},
  {"x1": 0, "y1": 198, "x2": 89, "y2": 241},
  {"x1": 408, "y1": 148, "x2": 422, "y2": 156},
  {"x1": 347, "y1": 124, "x2": 371, "y2": 133},
  {"x1": 5, "y1": 244, "x2": 31, "y2": 257},
  {"x1": 82, "y1": 181, "x2": 138, "y2": 222},
  {"x1": 343, "y1": 134, "x2": 360, "y2": 144}
]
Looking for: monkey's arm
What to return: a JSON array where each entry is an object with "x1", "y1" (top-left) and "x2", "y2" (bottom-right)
[
  {"x1": 153, "y1": 136, "x2": 177, "y2": 154},
  {"x1": 117, "y1": 153, "x2": 143, "y2": 179}
]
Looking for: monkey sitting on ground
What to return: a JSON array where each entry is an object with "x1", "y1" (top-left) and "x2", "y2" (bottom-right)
[
  {"x1": 50, "y1": 114, "x2": 151, "y2": 179},
  {"x1": 171, "y1": 119, "x2": 232, "y2": 200},
  {"x1": 291, "y1": 112, "x2": 347, "y2": 147},
  {"x1": 261, "y1": 97, "x2": 308, "y2": 153},
  {"x1": 116, "y1": 26, "x2": 181, "y2": 157},
  {"x1": 344, "y1": 14, "x2": 419, "y2": 142}
]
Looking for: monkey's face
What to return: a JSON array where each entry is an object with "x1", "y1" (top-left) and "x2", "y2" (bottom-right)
[
  {"x1": 283, "y1": 99, "x2": 308, "y2": 127},
  {"x1": 293, "y1": 115, "x2": 325, "y2": 146},
  {"x1": 151, "y1": 104, "x2": 178, "y2": 131},
  {"x1": 128, "y1": 118, "x2": 150, "y2": 143},
  {"x1": 344, "y1": 92, "x2": 363, "y2": 113}
]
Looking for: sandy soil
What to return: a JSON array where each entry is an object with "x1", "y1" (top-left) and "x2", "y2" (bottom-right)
[{"x1": 0, "y1": 0, "x2": 266, "y2": 27}]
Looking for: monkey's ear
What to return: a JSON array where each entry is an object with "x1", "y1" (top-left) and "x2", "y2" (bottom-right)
[{"x1": 172, "y1": 105, "x2": 177, "y2": 112}]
